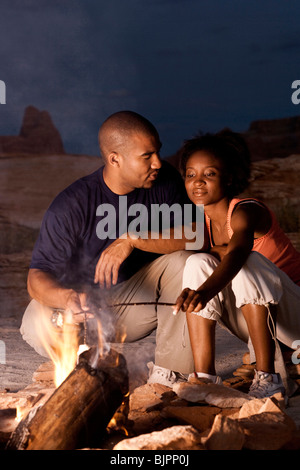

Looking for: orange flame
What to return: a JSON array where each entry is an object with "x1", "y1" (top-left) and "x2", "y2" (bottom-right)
[
  {"x1": 35, "y1": 305, "x2": 128, "y2": 389},
  {"x1": 35, "y1": 308, "x2": 80, "y2": 388}
]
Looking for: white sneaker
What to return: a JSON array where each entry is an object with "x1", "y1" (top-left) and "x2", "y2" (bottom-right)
[
  {"x1": 188, "y1": 372, "x2": 223, "y2": 385},
  {"x1": 248, "y1": 369, "x2": 286, "y2": 400},
  {"x1": 147, "y1": 362, "x2": 187, "y2": 388}
]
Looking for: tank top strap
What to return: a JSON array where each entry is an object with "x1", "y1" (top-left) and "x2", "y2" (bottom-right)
[{"x1": 227, "y1": 197, "x2": 267, "y2": 238}]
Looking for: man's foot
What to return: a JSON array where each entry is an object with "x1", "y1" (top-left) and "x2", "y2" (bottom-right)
[
  {"x1": 188, "y1": 371, "x2": 223, "y2": 385},
  {"x1": 147, "y1": 362, "x2": 187, "y2": 388},
  {"x1": 248, "y1": 369, "x2": 286, "y2": 400}
]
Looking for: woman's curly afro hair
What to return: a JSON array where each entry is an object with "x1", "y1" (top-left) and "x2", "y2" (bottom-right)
[{"x1": 178, "y1": 129, "x2": 251, "y2": 199}]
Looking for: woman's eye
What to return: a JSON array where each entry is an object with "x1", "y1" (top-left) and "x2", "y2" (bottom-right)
[{"x1": 185, "y1": 173, "x2": 195, "y2": 178}]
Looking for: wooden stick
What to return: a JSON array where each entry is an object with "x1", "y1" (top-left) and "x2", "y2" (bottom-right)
[{"x1": 110, "y1": 301, "x2": 174, "y2": 308}]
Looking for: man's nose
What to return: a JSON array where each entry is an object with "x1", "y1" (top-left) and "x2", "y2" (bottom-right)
[{"x1": 151, "y1": 153, "x2": 162, "y2": 169}]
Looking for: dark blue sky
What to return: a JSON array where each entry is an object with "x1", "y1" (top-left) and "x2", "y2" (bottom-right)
[{"x1": 0, "y1": 0, "x2": 300, "y2": 157}]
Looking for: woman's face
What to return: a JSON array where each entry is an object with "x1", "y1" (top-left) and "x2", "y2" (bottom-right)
[{"x1": 184, "y1": 150, "x2": 229, "y2": 207}]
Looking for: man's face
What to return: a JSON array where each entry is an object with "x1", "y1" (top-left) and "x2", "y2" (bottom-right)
[{"x1": 117, "y1": 132, "x2": 162, "y2": 192}]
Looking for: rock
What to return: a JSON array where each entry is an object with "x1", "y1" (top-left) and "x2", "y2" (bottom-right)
[
  {"x1": 162, "y1": 406, "x2": 221, "y2": 433},
  {"x1": 32, "y1": 361, "x2": 54, "y2": 385},
  {"x1": 285, "y1": 395, "x2": 300, "y2": 429},
  {"x1": 173, "y1": 382, "x2": 252, "y2": 408},
  {"x1": 239, "y1": 411, "x2": 297, "y2": 450},
  {"x1": 0, "y1": 105, "x2": 65, "y2": 155},
  {"x1": 238, "y1": 395, "x2": 285, "y2": 419},
  {"x1": 258, "y1": 395, "x2": 286, "y2": 413},
  {"x1": 241, "y1": 116, "x2": 300, "y2": 162},
  {"x1": 168, "y1": 116, "x2": 300, "y2": 166},
  {"x1": 281, "y1": 429, "x2": 300, "y2": 450},
  {"x1": 113, "y1": 425, "x2": 204, "y2": 450},
  {"x1": 129, "y1": 383, "x2": 173, "y2": 414},
  {"x1": 222, "y1": 375, "x2": 253, "y2": 393},
  {"x1": 203, "y1": 414, "x2": 245, "y2": 450},
  {"x1": 238, "y1": 398, "x2": 267, "y2": 419},
  {"x1": 242, "y1": 352, "x2": 252, "y2": 364},
  {"x1": 128, "y1": 383, "x2": 177, "y2": 435},
  {"x1": 242, "y1": 155, "x2": 300, "y2": 233},
  {"x1": 287, "y1": 363, "x2": 300, "y2": 378},
  {"x1": 232, "y1": 364, "x2": 255, "y2": 377}
]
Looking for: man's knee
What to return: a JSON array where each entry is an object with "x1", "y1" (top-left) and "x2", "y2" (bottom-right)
[
  {"x1": 20, "y1": 299, "x2": 55, "y2": 358},
  {"x1": 160, "y1": 250, "x2": 196, "y2": 274}
]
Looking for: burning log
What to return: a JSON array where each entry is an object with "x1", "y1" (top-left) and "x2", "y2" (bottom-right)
[{"x1": 6, "y1": 347, "x2": 128, "y2": 450}]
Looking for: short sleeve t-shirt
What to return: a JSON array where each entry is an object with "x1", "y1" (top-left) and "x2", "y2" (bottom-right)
[{"x1": 30, "y1": 160, "x2": 189, "y2": 288}]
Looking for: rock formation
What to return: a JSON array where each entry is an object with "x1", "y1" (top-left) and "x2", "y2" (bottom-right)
[
  {"x1": 168, "y1": 115, "x2": 300, "y2": 166},
  {"x1": 0, "y1": 105, "x2": 65, "y2": 155},
  {"x1": 242, "y1": 115, "x2": 300, "y2": 161}
]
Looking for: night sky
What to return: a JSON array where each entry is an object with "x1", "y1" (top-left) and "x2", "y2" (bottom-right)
[{"x1": 0, "y1": 0, "x2": 300, "y2": 157}]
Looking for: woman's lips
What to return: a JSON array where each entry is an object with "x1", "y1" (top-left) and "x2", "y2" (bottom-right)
[{"x1": 193, "y1": 190, "x2": 207, "y2": 197}]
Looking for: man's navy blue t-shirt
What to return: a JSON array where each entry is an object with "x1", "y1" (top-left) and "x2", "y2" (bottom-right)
[{"x1": 30, "y1": 160, "x2": 189, "y2": 288}]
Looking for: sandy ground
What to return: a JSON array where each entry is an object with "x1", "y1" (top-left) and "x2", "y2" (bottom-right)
[{"x1": 0, "y1": 320, "x2": 249, "y2": 393}]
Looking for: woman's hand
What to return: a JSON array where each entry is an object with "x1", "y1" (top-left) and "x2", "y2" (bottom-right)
[{"x1": 173, "y1": 287, "x2": 209, "y2": 315}]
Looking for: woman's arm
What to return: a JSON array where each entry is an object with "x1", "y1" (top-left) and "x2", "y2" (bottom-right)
[{"x1": 174, "y1": 203, "x2": 266, "y2": 314}]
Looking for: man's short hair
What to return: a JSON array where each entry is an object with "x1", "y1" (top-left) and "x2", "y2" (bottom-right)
[{"x1": 99, "y1": 111, "x2": 159, "y2": 160}]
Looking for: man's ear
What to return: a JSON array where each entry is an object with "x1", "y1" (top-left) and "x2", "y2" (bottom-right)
[{"x1": 108, "y1": 151, "x2": 120, "y2": 167}]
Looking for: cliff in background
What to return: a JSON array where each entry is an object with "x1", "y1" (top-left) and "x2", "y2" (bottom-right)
[
  {"x1": 0, "y1": 105, "x2": 65, "y2": 155},
  {"x1": 241, "y1": 115, "x2": 300, "y2": 161}
]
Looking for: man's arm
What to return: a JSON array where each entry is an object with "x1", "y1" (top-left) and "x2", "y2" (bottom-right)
[
  {"x1": 94, "y1": 223, "x2": 209, "y2": 289},
  {"x1": 27, "y1": 269, "x2": 90, "y2": 322}
]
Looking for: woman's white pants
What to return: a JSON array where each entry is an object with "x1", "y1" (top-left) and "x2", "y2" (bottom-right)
[{"x1": 182, "y1": 251, "x2": 300, "y2": 394}]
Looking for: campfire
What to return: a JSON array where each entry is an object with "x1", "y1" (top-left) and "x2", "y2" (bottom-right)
[{"x1": 6, "y1": 303, "x2": 130, "y2": 450}]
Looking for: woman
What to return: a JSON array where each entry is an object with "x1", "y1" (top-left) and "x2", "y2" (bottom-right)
[{"x1": 173, "y1": 130, "x2": 300, "y2": 400}]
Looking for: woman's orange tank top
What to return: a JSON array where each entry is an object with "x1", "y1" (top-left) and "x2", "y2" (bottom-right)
[{"x1": 205, "y1": 197, "x2": 300, "y2": 286}]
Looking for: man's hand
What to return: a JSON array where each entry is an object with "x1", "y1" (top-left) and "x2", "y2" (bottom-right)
[
  {"x1": 94, "y1": 236, "x2": 135, "y2": 289},
  {"x1": 65, "y1": 291, "x2": 93, "y2": 323},
  {"x1": 173, "y1": 287, "x2": 209, "y2": 315}
]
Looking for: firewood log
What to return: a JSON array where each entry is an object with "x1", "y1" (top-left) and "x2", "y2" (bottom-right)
[{"x1": 6, "y1": 348, "x2": 128, "y2": 450}]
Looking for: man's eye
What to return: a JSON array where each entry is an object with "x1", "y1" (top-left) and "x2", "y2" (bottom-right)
[{"x1": 185, "y1": 173, "x2": 194, "y2": 178}]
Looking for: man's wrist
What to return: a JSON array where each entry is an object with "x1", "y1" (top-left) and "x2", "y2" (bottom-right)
[
  {"x1": 62, "y1": 288, "x2": 77, "y2": 310},
  {"x1": 119, "y1": 232, "x2": 137, "y2": 248}
]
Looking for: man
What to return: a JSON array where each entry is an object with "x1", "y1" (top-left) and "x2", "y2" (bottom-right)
[{"x1": 20, "y1": 111, "x2": 200, "y2": 386}]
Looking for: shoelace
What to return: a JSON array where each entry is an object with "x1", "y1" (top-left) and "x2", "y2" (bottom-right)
[
  {"x1": 249, "y1": 373, "x2": 275, "y2": 396},
  {"x1": 154, "y1": 368, "x2": 186, "y2": 383},
  {"x1": 155, "y1": 368, "x2": 177, "y2": 383}
]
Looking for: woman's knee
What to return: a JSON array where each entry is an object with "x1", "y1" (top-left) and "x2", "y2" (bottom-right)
[
  {"x1": 232, "y1": 252, "x2": 282, "y2": 307},
  {"x1": 185, "y1": 252, "x2": 219, "y2": 272}
]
